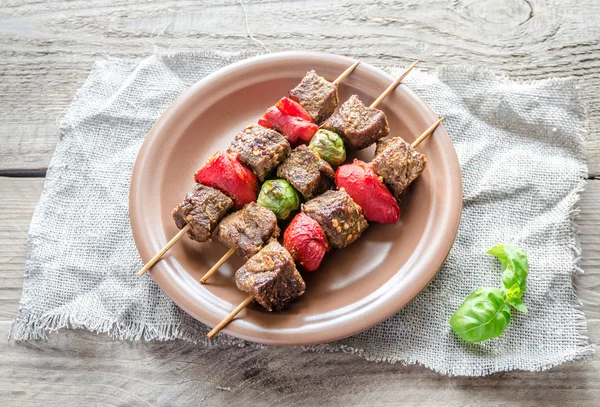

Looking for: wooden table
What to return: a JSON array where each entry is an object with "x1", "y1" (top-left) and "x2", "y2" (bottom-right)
[{"x1": 1, "y1": 1, "x2": 599, "y2": 405}]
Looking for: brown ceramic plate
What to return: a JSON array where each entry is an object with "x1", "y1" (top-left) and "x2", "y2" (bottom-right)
[{"x1": 130, "y1": 51, "x2": 462, "y2": 346}]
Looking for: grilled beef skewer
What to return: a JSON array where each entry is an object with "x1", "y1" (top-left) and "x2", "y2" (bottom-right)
[
  {"x1": 206, "y1": 186, "x2": 367, "y2": 339},
  {"x1": 302, "y1": 189, "x2": 369, "y2": 249},
  {"x1": 207, "y1": 240, "x2": 306, "y2": 338},
  {"x1": 321, "y1": 94, "x2": 390, "y2": 150},
  {"x1": 286, "y1": 118, "x2": 443, "y2": 274},
  {"x1": 137, "y1": 185, "x2": 235, "y2": 276},
  {"x1": 172, "y1": 185, "x2": 235, "y2": 243},
  {"x1": 201, "y1": 62, "x2": 420, "y2": 281},
  {"x1": 138, "y1": 61, "x2": 361, "y2": 276},
  {"x1": 372, "y1": 136, "x2": 428, "y2": 201},
  {"x1": 321, "y1": 60, "x2": 419, "y2": 151},
  {"x1": 276, "y1": 145, "x2": 335, "y2": 199},
  {"x1": 216, "y1": 202, "x2": 280, "y2": 260},
  {"x1": 228, "y1": 124, "x2": 292, "y2": 182},
  {"x1": 200, "y1": 202, "x2": 280, "y2": 283},
  {"x1": 288, "y1": 59, "x2": 361, "y2": 125},
  {"x1": 236, "y1": 240, "x2": 306, "y2": 311},
  {"x1": 289, "y1": 70, "x2": 340, "y2": 124},
  {"x1": 207, "y1": 119, "x2": 443, "y2": 339}
]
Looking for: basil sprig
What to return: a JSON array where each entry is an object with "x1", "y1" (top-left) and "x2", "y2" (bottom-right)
[{"x1": 450, "y1": 244, "x2": 529, "y2": 343}]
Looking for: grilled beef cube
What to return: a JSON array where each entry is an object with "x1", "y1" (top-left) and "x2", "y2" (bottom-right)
[
  {"x1": 372, "y1": 136, "x2": 427, "y2": 200},
  {"x1": 228, "y1": 124, "x2": 291, "y2": 182},
  {"x1": 172, "y1": 184, "x2": 234, "y2": 243},
  {"x1": 277, "y1": 145, "x2": 334, "y2": 199},
  {"x1": 215, "y1": 202, "x2": 280, "y2": 259},
  {"x1": 289, "y1": 70, "x2": 339, "y2": 123},
  {"x1": 235, "y1": 240, "x2": 306, "y2": 311},
  {"x1": 302, "y1": 189, "x2": 368, "y2": 249},
  {"x1": 322, "y1": 95, "x2": 389, "y2": 150}
]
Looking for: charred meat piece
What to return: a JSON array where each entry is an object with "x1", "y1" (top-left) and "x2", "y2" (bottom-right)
[
  {"x1": 289, "y1": 70, "x2": 339, "y2": 123},
  {"x1": 228, "y1": 124, "x2": 291, "y2": 182},
  {"x1": 321, "y1": 95, "x2": 389, "y2": 150},
  {"x1": 372, "y1": 136, "x2": 427, "y2": 200},
  {"x1": 216, "y1": 202, "x2": 280, "y2": 259},
  {"x1": 302, "y1": 189, "x2": 368, "y2": 249},
  {"x1": 277, "y1": 145, "x2": 334, "y2": 199},
  {"x1": 172, "y1": 184, "x2": 234, "y2": 243},
  {"x1": 235, "y1": 240, "x2": 306, "y2": 311}
]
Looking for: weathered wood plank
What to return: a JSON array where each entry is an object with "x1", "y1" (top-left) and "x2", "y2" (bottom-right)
[
  {"x1": 1, "y1": 0, "x2": 599, "y2": 175},
  {"x1": 0, "y1": 178, "x2": 43, "y2": 320},
  {"x1": 0, "y1": 177, "x2": 598, "y2": 405},
  {"x1": 0, "y1": 321, "x2": 597, "y2": 407}
]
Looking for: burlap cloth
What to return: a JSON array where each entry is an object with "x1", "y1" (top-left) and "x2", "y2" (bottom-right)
[{"x1": 10, "y1": 52, "x2": 593, "y2": 376}]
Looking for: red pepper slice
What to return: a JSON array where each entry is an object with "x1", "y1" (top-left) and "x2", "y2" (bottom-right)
[
  {"x1": 335, "y1": 160, "x2": 400, "y2": 224},
  {"x1": 284, "y1": 213, "x2": 330, "y2": 272},
  {"x1": 194, "y1": 152, "x2": 258, "y2": 209},
  {"x1": 259, "y1": 98, "x2": 318, "y2": 145},
  {"x1": 258, "y1": 106, "x2": 281, "y2": 130},
  {"x1": 258, "y1": 116, "x2": 274, "y2": 129},
  {"x1": 275, "y1": 97, "x2": 313, "y2": 122}
]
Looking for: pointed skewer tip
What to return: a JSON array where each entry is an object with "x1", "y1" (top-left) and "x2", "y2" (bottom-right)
[
  {"x1": 200, "y1": 247, "x2": 236, "y2": 284},
  {"x1": 411, "y1": 117, "x2": 444, "y2": 148},
  {"x1": 136, "y1": 223, "x2": 190, "y2": 277},
  {"x1": 332, "y1": 59, "x2": 362, "y2": 85},
  {"x1": 207, "y1": 295, "x2": 255, "y2": 339},
  {"x1": 370, "y1": 59, "x2": 419, "y2": 108}
]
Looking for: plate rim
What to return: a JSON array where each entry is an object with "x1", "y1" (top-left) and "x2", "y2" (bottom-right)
[{"x1": 130, "y1": 51, "x2": 463, "y2": 346}]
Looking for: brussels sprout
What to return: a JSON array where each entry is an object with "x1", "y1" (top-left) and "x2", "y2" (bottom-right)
[
  {"x1": 257, "y1": 179, "x2": 300, "y2": 220},
  {"x1": 308, "y1": 129, "x2": 346, "y2": 166}
]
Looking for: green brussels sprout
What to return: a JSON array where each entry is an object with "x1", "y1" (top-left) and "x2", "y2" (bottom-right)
[
  {"x1": 308, "y1": 129, "x2": 346, "y2": 166},
  {"x1": 257, "y1": 179, "x2": 300, "y2": 220}
]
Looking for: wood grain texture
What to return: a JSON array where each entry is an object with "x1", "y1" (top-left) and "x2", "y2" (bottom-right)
[
  {"x1": 0, "y1": 322, "x2": 598, "y2": 407},
  {"x1": 0, "y1": 0, "x2": 599, "y2": 175},
  {"x1": 0, "y1": 178, "x2": 43, "y2": 320},
  {"x1": 0, "y1": 176, "x2": 599, "y2": 405}
]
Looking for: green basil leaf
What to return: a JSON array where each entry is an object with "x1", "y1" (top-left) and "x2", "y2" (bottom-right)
[
  {"x1": 505, "y1": 283, "x2": 521, "y2": 301},
  {"x1": 450, "y1": 287, "x2": 511, "y2": 343},
  {"x1": 487, "y1": 244, "x2": 528, "y2": 296},
  {"x1": 508, "y1": 297, "x2": 528, "y2": 313}
]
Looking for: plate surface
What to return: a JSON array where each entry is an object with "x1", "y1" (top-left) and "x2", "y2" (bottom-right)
[{"x1": 130, "y1": 51, "x2": 462, "y2": 346}]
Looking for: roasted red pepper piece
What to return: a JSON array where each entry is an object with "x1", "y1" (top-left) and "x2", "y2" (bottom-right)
[
  {"x1": 258, "y1": 106, "x2": 282, "y2": 129},
  {"x1": 194, "y1": 152, "x2": 258, "y2": 210},
  {"x1": 259, "y1": 98, "x2": 318, "y2": 145},
  {"x1": 257, "y1": 114, "x2": 274, "y2": 129},
  {"x1": 284, "y1": 213, "x2": 330, "y2": 272},
  {"x1": 276, "y1": 97, "x2": 313, "y2": 122},
  {"x1": 335, "y1": 160, "x2": 400, "y2": 224}
]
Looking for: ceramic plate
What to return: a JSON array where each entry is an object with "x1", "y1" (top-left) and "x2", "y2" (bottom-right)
[{"x1": 130, "y1": 51, "x2": 462, "y2": 346}]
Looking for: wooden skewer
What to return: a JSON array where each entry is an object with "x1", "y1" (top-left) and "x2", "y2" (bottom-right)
[
  {"x1": 138, "y1": 224, "x2": 190, "y2": 276},
  {"x1": 370, "y1": 59, "x2": 419, "y2": 109},
  {"x1": 332, "y1": 59, "x2": 361, "y2": 85},
  {"x1": 206, "y1": 116, "x2": 444, "y2": 338},
  {"x1": 411, "y1": 117, "x2": 444, "y2": 148},
  {"x1": 207, "y1": 295, "x2": 254, "y2": 339},
  {"x1": 138, "y1": 62, "x2": 362, "y2": 277},
  {"x1": 203, "y1": 60, "x2": 421, "y2": 283},
  {"x1": 200, "y1": 248, "x2": 235, "y2": 283}
]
